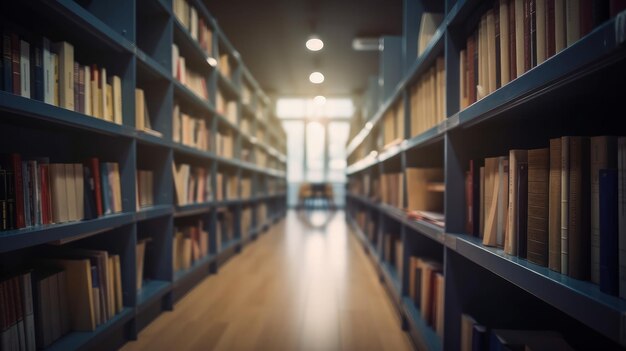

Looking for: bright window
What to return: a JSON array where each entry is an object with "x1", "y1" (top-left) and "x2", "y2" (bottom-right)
[{"x1": 276, "y1": 97, "x2": 354, "y2": 119}]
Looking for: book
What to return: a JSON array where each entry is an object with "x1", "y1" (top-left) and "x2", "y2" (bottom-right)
[
  {"x1": 561, "y1": 136, "x2": 570, "y2": 274},
  {"x1": 515, "y1": 0, "x2": 525, "y2": 76},
  {"x1": 499, "y1": 0, "x2": 511, "y2": 86},
  {"x1": 460, "y1": 313, "x2": 476, "y2": 351},
  {"x1": 566, "y1": 0, "x2": 581, "y2": 46},
  {"x1": 527, "y1": 148, "x2": 549, "y2": 266},
  {"x1": 600, "y1": 169, "x2": 618, "y2": 295},
  {"x1": 548, "y1": 138, "x2": 562, "y2": 272},
  {"x1": 536, "y1": 0, "x2": 547, "y2": 64},
  {"x1": 32, "y1": 40, "x2": 44, "y2": 101},
  {"x1": 568, "y1": 137, "x2": 590, "y2": 280},
  {"x1": 418, "y1": 13, "x2": 444, "y2": 57},
  {"x1": 590, "y1": 136, "x2": 617, "y2": 283},
  {"x1": 483, "y1": 157, "x2": 508, "y2": 248},
  {"x1": 506, "y1": 150, "x2": 528, "y2": 255},
  {"x1": 20, "y1": 40, "x2": 30, "y2": 98},
  {"x1": 112, "y1": 75, "x2": 122, "y2": 125},
  {"x1": 517, "y1": 162, "x2": 529, "y2": 259},
  {"x1": 51, "y1": 41, "x2": 74, "y2": 110}
]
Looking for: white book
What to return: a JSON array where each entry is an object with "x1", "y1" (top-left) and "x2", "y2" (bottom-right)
[
  {"x1": 84, "y1": 66, "x2": 92, "y2": 116},
  {"x1": 20, "y1": 40, "x2": 30, "y2": 98},
  {"x1": 100, "y1": 67, "x2": 109, "y2": 121},
  {"x1": 112, "y1": 75, "x2": 122, "y2": 124},
  {"x1": 190, "y1": 7, "x2": 198, "y2": 40},
  {"x1": 172, "y1": 44, "x2": 179, "y2": 77},
  {"x1": 42, "y1": 37, "x2": 53, "y2": 104}
]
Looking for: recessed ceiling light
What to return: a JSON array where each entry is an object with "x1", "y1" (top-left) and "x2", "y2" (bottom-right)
[
  {"x1": 306, "y1": 37, "x2": 324, "y2": 51},
  {"x1": 309, "y1": 72, "x2": 324, "y2": 84},
  {"x1": 313, "y1": 95, "x2": 326, "y2": 105}
]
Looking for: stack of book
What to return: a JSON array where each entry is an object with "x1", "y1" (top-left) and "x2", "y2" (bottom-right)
[
  {"x1": 172, "y1": 44, "x2": 208, "y2": 100},
  {"x1": 173, "y1": 220, "x2": 209, "y2": 273},
  {"x1": 1, "y1": 33, "x2": 123, "y2": 124},
  {"x1": 216, "y1": 131, "x2": 235, "y2": 158},
  {"x1": 458, "y1": 0, "x2": 620, "y2": 109},
  {"x1": 409, "y1": 56, "x2": 446, "y2": 137},
  {"x1": 136, "y1": 170, "x2": 154, "y2": 209},
  {"x1": 0, "y1": 155, "x2": 122, "y2": 231},
  {"x1": 172, "y1": 0, "x2": 213, "y2": 56},
  {"x1": 171, "y1": 162, "x2": 211, "y2": 206},
  {"x1": 172, "y1": 104, "x2": 210, "y2": 151},
  {"x1": 382, "y1": 100, "x2": 404, "y2": 149},
  {"x1": 466, "y1": 136, "x2": 625, "y2": 296},
  {"x1": 460, "y1": 314, "x2": 574, "y2": 350},
  {"x1": 380, "y1": 172, "x2": 404, "y2": 209},
  {"x1": 408, "y1": 256, "x2": 445, "y2": 337}
]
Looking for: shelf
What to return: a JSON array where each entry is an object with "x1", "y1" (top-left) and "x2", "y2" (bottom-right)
[
  {"x1": 172, "y1": 19, "x2": 215, "y2": 72},
  {"x1": 346, "y1": 193, "x2": 378, "y2": 208},
  {"x1": 217, "y1": 73, "x2": 240, "y2": 99},
  {"x1": 174, "y1": 202, "x2": 213, "y2": 218},
  {"x1": 219, "y1": 238, "x2": 240, "y2": 254},
  {"x1": 45, "y1": 307, "x2": 134, "y2": 351},
  {"x1": 171, "y1": 142, "x2": 217, "y2": 161},
  {"x1": 380, "y1": 261, "x2": 402, "y2": 296},
  {"x1": 215, "y1": 199, "x2": 242, "y2": 207},
  {"x1": 135, "y1": 205, "x2": 174, "y2": 222},
  {"x1": 137, "y1": 280, "x2": 172, "y2": 309},
  {"x1": 346, "y1": 155, "x2": 378, "y2": 175},
  {"x1": 402, "y1": 297, "x2": 442, "y2": 351},
  {"x1": 172, "y1": 80, "x2": 215, "y2": 116},
  {"x1": 0, "y1": 213, "x2": 135, "y2": 253},
  {"x1": 134, "y1": 131, "x2": 171, "y2": 148},
  {"x1": 173, "y1": 254, "x2": 216, "y2": 283},
  {"x1": 40, "y1": 0, "x2": 135, "y2": 54},
  {"x1": 136, "y1": 49, "x2": 173, "y2": 82},
  {"x1": 456, "y1": 12, "x2": 626, "y2": 131},
  {"x1": 0, "y1": 92, "x2": 135, "y2": 138},
  {"x1": 448, "y1": 233, "x2": 626, "y2": 345}
]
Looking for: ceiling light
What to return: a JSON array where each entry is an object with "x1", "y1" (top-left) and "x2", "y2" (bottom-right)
[
  {"x1": 306, "y1": 37, "x2": 324, "y2": 51},
  {"x1": 352, "y1": 37, "x2": 381, "y2": 51},
  {"x1": 309, "y1": 72, "x2": 324, "y2": 84},
  {"x1": 313, "y1": 95, "x2": 326, "y2": 105}
]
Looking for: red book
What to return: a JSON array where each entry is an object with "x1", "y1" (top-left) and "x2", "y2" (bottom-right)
[
  {"x1": 10, "y1": 33, "x2": 20, "y2": 95},
  {"x1": 509, "y1": 0, "x2": 517, "y2": 80},
  {"x1": 39, "y1": 164, "x2": 51, "y2": 225},
  {"x1": 10, "y1": 153, "x2": 25, "y2": 228},
  {"x1": 465, "y1": 164, "x2": 474, "y2": 235},
  {"x1": 546, "y1": 0, "x2": 556, "y2": 58},
  {"x1": 580, "y1": 0, "x2": 593, "y2": 36},
  {"x1": 89, "y1": 157, "x2": 103, "y2": 216},
  {"x1": 467, "y1": 34, "x2": 476, "y2": 104}
]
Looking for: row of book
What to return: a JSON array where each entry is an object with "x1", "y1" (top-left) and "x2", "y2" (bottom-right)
[
  {"x1": 173, "y1": 0, "x2": 213, "y2": 56},
  {"x1": 172, "y1": 44, "x2": 208, "y2": 100},
  {"x1": 1, "y1": 33, "x2": 122, "y2": 124},
  {"x1": 173, "y1": 104, "x2": 211, "y2": 151},
  {"x1": 0, "y1": 155, "x2": 122, "y2": 231},
  {"x1": 408, "y1": 256, "x2": 445, "y2": 338},
  {"x1": 382, "y1": 100, "x2": 404, "y2": 149},
  {"x1": 136, "y1": 170, "x2": 154, "y2": 209},
  {"x1": 172, "y1": 163, "x2": 211, "y2": 206},
  {"x1": 466, "y1": 136, "x2": 625, "y2": 297},
  {"x1": 216, "y1": 91, "x2": 237, "y2": 124},
  {"x1": 173, "y1": 220, "x2": 209, "y2": 273},
  {"x1": 380, "y1": 173, "x2": 404, "y2": 209},
  {"x1": 458, "y1": 0, "x2": 625, "y2": 109},
  {"x1": 460, "y1": 314, "x2": 574, "y2": 350},
  {"x1": 216, "y1": 131, "x2": 235, "y2": 158},
  {"x1": 409, "y1": 56, "x2": 446, "y2": 137},
  {"x1": 0, "y1": 248, "x2": 125, "y2": 350}
]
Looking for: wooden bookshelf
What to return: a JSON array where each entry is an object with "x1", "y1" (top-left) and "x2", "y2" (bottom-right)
[
  {"x1": 0, "y1": 0, "x2": 286, "y2": 350},
  {"x1": 346, "y1": 0, "x2": 626, "y2": 350}
]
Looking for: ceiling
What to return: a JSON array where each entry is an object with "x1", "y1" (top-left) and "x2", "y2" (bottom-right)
[{"x1": 205, "y1": 0, "x2": 403, "y2": 98}]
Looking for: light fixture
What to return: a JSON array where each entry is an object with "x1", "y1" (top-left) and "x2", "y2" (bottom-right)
[
  {"x1": 309, "y1": 72, "x2": 324, "y2": 84},
  {"x1": 352, "y1": 37, "x2": 381, "y2": 51},
  {"x1": 306, "y1": 37, "x2": 324, "y2": 51},
  {"x1": 313, "y1": 95, "x2": 326, "y2": 105},
  {"x1": 206, "y1": 57, "x2": 218, "y2": 67}
]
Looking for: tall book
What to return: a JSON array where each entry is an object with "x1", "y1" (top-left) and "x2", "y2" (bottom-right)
[
  {"x1": 600, "y1": 169, "x2": 618, "y2": 295},
  {"x1": 506, "y1": 150, "x2": 528, "y2": 255},
  {"x1": 619, "y1": 138, "x2": 626, "y2": 298},
  {"x1": 517, "y1": 162, "x2": 529, "y2": 258},
  {"x1": 590, "y1": 136, "x2": 617, "y2": 283},
  {"x1": 548, "y1": 138, "x2": 562, "y2": 272},
  {"x1": 568, "y1": 136, "x2": 590, "y2": 280},
  {"x1": 499, "y1": 0, "x2": 511, "y2": 86},
  {"x1": 546, "y1": 0, "x2": 556, "y2": 58},
  {"x1": 527, "y1": 148, "x2": 549, "y2": 266},
  {"x1": 515, "y1": 0, "x2": 525, "y2": 76},
  {"x1": 536, "y1": 0, "x2": 547, "y2": 64},
  {"x1": 561, "y1": 136, "x2": 570, "y2": 274},
  {"x1": 51, "y1": 42, "x2": 74, "y2": 110},
  {"x1": 20, "y1": 40, "x2": 30, "y2": 98},
  {"x1": 566, "y1": 0, "x2": 581, "y2": 46},
  {"x1": 554, "y1": 0, "x2": 567, "y2": 52}
]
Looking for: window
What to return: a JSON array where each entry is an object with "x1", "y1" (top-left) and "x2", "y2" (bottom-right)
[
  {"x1": 283, "y1": 121, "x2": 305, "y2": 182},
  {"x1": 276, "y1": 97, "x2": 354, "y2": 119}
]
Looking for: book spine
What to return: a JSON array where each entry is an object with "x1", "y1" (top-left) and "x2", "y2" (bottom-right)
[
  {"x1": 517, "y1": 162, "x2": 529, "y2": 258},
  {"x1": 524, "y1": 0, "x2": 532, "y2": 72},
  {"x1": 495, "y1": 2, "x2": 502, "y2": 89},
  {"x1": 548, "y1": 138, "x2": 562, "y2": 272},
  {"x1": 527, "y1": 148, "x2": 549, "y2": 266},
  {"x1": 21, "y1": 162, "x2": 31, "y2": 228},
  {"x1": 561, "y1": 136, "x2": 570, "y2": 274},
  {"x1": 510, "y1": 0, "x2": 518, "y2": 81},
  {"x1": 90, "y1": 158, "x2": 103, "y2": 217},
  {"x1": 10, "y1": 154, "x2": 25, "y2": 229},
  {"x1": 546, "y1": 0, "x2": 556, "y2": 58},
  {"x1": 568, "y1": 137, "x2": 591, "y2": 280},
  {"x1": 39, "y1": 165, "x2": 49, "y2": 225},
  {"x1": 32, "y1": 42, "x2": 44, "y2": 101},
  {"x1": 11, "y1": 33, "x2": 20, "y2": 95},
  {"x1": 467, "y1": 35, "x2": 476, "y2": 104},
  {"x1": 600, "y1": 169, "x2": 618, "y2": 295}
]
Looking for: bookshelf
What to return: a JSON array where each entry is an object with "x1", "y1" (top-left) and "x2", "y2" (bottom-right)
[
  {"x1": 346, "y1": 0, "x2": 626, "y2": 350},
  {"x1": 0, "y1": 0, "x2": 286, "y2": 349}
]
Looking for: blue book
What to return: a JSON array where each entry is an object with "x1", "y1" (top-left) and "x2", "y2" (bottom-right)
[
  {"x1": 100, "y1": 163, "x2": 111, "y2": 215},
  {"x1": 600, "y1": 168, "x2": 618, "y2": 295}
]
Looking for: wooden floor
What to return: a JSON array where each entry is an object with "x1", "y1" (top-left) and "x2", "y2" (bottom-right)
[{"x1": 121, "y1": 210, "x2": 413, "y2": 351}]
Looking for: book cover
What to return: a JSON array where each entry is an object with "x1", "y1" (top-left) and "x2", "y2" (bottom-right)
[
  {"x1": 527, "y1": 148, "x2": 549, "y2": 266},
  {"x1": 600, "y1": 169, "x2": 618, "y2": 295},
  {"x1": 506, "y1": 150, "x2": 528, "y2": 255}
]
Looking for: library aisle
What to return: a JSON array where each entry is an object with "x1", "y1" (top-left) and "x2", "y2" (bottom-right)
[{"x1": 121, "y1": 210, "x2": 413, "y2": 351}]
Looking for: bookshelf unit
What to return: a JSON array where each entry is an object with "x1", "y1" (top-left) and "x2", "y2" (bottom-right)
[
  {"x1": 0, "y1": 0, "x2": 286, "y2": 350},
  {"x1": 346, "y1": 0, "x2": 626, "y2": 350}
]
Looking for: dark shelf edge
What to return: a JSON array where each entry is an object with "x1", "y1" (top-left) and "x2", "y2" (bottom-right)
[
  {"x1": 137, "y1": 280, "x2": 172, "y2": 310},
  {"x1": 402, "y1": 297, "x2": 443, "y2": 351}
]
